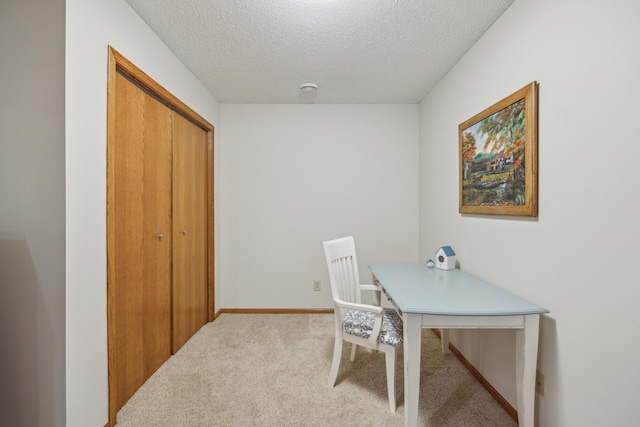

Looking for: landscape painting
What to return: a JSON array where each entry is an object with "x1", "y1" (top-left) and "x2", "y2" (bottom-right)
[{"x1": 458, "y1": 82, "x2": 538, "y2": 217}]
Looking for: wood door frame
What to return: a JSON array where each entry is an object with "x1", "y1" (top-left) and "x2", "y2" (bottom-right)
[{"x1": 106, "y1": 46, "x2": 215, "y2": 426}]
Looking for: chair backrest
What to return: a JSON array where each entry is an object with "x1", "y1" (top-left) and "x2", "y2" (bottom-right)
[{"x1": 323, "y1": 236, "x2": 362, "y2": 305}]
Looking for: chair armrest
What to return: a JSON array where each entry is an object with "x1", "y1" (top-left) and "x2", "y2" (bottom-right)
[
  {"x1": 334, "y1": 298, "x2": 383, "y2": 314},
  {"x1": 359, "y1": 283, "x2": 380, "y2": 292},
  {"x1": 334, "y1": 298, "x2": 384, "y2": 347}
]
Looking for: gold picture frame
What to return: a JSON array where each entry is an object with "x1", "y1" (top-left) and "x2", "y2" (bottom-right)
[{"x1": 459, "y1": 81, "x2": 538, "y2": 216}]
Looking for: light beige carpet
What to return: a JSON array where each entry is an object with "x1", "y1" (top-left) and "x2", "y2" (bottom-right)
[{"x1": 116, "y1": 313, "x2": 516, "y2": 426}]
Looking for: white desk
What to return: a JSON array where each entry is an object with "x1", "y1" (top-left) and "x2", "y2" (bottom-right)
[{"x1": 368, "y1": 263, "x2": 548, "y2": 427}]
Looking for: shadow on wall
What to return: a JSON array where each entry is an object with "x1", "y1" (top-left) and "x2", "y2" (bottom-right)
[{"x1": 0, "y1": 237, "x2": 54, "y2": 426}]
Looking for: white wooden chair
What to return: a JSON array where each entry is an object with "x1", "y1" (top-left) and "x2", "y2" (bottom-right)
[{"x1": 323, "y1": 236, "x2": 402, "y2": 412}]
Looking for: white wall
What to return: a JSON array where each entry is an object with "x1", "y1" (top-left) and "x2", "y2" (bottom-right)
[
  {"x1": 0, "y1": 0, "x2": 65, "y2": 425},
  {"x1": 220, "y1": 104, "x2": 419, "y2": 308},
  {"x1": 419, "y1": 0, "x2": 640, "y2": 426},
  {"x1": 66, "y1": 0, "x2": 220, "y2": 425}
]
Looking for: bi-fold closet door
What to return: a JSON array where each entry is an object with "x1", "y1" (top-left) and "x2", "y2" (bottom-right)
[
  {"x1": 109, "y1": 71, "x2": 208, "y2": 413},
  {"x1": 172, "y1": 111, "x2": 208, "y2": 352}
]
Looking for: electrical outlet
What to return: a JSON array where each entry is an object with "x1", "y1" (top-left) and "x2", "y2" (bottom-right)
[
  {"x1": 535, "y1": 370, "x2": 545, "y2": 396},
  {"x1": 313, "y1": 280, "x2": 321, "y2": 291}
]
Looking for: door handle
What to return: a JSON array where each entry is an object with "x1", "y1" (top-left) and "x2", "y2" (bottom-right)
[
  {"x1": 157, "y1": 233, "x2": 164, "y2": 241},
  {"x1": 181, "y1": 230, "x2": 187, "y2": 236}
]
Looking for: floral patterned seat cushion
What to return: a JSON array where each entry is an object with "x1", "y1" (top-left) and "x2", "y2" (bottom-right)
[{"x1": 342, "y1": 308, "x2": 403, "y2": 347}]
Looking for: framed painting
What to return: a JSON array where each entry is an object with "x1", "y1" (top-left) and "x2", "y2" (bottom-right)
[{"x1": 459, "y1": 81, "x2": 538, "y2": 216}]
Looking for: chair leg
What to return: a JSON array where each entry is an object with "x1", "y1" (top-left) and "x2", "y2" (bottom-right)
[
  {"x1": 350, "y1": 343, "x2": 358, "y2": 362},
  {"x1": 384, "y1": 348, "x2": 396, "y2": 412},
  {"x1": 328, "y1": 335, "x2": 343, "y2": 388}
]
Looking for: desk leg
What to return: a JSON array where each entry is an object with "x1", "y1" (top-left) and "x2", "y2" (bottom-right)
[
  {"x1": 403, "y1": 313, "x2": 422, "y2": 427},
  {"x1": 515, "y1": 314, "x2": 540, "y2": 427},
  {"x1": 440, "y1": 329, "x2": 450, "y2": 355}
]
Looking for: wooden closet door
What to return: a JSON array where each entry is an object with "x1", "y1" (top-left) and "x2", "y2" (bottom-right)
[
  {"x1": 172, "y1": 112, "x2": 208, "y2": 352},
  {"x1": 110, "y1": 72, "x2": 173, "y2": 410}
]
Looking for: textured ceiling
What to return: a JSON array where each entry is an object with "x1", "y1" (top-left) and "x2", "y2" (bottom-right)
[{"x1": 124, "y1": 0, "x2": 514, "y2": 104}]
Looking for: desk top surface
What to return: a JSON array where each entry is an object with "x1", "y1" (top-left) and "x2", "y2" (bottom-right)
[{"x1": 368, "y1": 263, "x2": 549, "y2": 316}]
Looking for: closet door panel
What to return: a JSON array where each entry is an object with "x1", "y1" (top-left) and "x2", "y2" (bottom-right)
[
  {"x1": 172, "y1": 112, "x2": 208, "y2": 352},
  {"x1": 111, "y1": 72, "x2": 173, "y2": 409}
]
